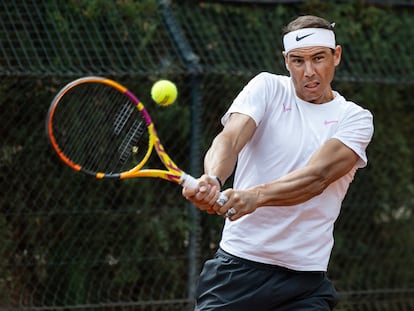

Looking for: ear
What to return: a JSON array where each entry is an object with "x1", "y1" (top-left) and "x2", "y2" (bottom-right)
[
  {"x1": 333, "y1": 45, "x2": 342, "y2": 67},
  {"x1": 282, "y1": 51, "x2": 290, "y2": 71}
]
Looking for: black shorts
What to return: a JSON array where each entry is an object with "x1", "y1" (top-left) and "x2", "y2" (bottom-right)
[{"x1": 195, "y1": 248, "x2": 339, "y2": 311}]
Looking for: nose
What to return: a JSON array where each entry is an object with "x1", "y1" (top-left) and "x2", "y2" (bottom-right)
[{"x1": 304, "y1": 61, "x2": 315, "y2": 77}]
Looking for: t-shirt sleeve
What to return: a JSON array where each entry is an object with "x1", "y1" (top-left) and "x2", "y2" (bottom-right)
[
  {"x1": 333, "y1": 107, "x2": 374, "y2": 168},
  {"x1": 221, "y1": 72, "x2": 271, "y2": 127}
]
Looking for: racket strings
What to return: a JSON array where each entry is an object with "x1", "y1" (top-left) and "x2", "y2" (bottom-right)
[
  {"x1": 118, "y1": 120, "x2": 146, "y2": 165},
  {"x1": 83, "y1": 87, "x2": 128, "y2": 172},
  {"x1": 72, "y1": 85, "x2": 117, "y2": 171},
  {"x1": 52, "y1": 82, "x2": 149, "y2": 174},
  {"x1": 113, "y1": 101, "x2": 134, "y2": 136},
  {"x1": 57, "y1": 86, "x2": 105, "y2": 166}
]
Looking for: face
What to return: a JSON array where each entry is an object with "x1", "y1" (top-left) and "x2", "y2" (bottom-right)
[{"x1": 284, "y1": 45, "x2": 342, "y2": 104}]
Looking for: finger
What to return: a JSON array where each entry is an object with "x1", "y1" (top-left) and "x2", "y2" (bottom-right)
[
  {"x1": 195, "y1": 185, "x2": 213, "y2": 202},
  {"x1": 226, "y1": 207, "x2": 237, "y2": 217},
  {"x1": 205, "y1": 186, "x2": 220, "y2": 206},
  {"x1": 198, "y1": 181, "x2": 209, "y2": 193},
  {"x1": 182, "y1": 186, "x2": 198, "y2": 198}
]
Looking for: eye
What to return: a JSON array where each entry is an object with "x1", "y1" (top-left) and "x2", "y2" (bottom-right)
[
  {"x1": 292, "y1": 58, "x2": 303, "y2": 65},
  {"x1": 314, "y1": 55, "x2": 325, "y2": 62}
]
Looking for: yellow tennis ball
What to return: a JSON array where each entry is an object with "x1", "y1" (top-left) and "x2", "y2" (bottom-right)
[{"x1": 151, "y1": 80, "x2": 178, "y2": 106}]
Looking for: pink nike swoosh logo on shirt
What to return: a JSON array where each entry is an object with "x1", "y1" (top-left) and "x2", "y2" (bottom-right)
[
  {"x1": 283, "y1": 103, "x2": 291, "y2": 112},
  {"x1": 324, "y1": 120, "x2": 338, "y2": 125}
]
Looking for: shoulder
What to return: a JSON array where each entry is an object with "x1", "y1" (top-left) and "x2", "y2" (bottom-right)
[
  {"x1": 336, "y1": 92, "x2": 373, "y2": 120},
  {"x1": 334, "y1": 93, "x2": 374, "y2": 135},
  {"x1": 223, "y1": 72, "x2": 291, "y2": 127},
  {"x1": 251, "y1": 72, "x2": 291, "y2": 87},
  {"x1": 246, "y1": 72, "x2": 292, "y2": 98}
]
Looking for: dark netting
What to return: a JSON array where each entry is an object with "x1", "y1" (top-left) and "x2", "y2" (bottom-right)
[{"x1": 0, "y1": 0, "x2": 413, "y2": 310}]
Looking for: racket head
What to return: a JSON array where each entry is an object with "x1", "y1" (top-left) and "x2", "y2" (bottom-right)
[{"x1": 46, "y1": 77, "x2": 184, "y2": 182}]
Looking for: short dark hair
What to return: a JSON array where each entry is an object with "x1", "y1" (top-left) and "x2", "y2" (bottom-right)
[{"x1": 282, "y1": 15, "x2": 334, "y2": 36}]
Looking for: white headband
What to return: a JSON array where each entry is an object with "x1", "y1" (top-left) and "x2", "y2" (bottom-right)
[{"x1": 283, "y1": 28, "x2": 336, "y2": 53}]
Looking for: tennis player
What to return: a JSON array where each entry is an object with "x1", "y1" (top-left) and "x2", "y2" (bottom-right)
[{"x1": 183, "y1": 15, "x2": 374, "y2": 310}]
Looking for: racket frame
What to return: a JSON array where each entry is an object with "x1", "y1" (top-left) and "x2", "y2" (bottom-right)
[{"x1": 47, "y1": 77, "x2": 193, "y2": 187}]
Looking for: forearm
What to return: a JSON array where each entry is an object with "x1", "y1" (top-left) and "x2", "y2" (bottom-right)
[
  {"x1": 204, "y1": 136, "x2": 237, "y2": 185},
  {"x1": 249, "y1": 165, "x2": 328, "y2": 207},
  {"x1": 204, "y1": 113, "x2": 256, "y2": 185},
  {"x1": 248, "y1": 138, "x2": 359, "y2": 208}
]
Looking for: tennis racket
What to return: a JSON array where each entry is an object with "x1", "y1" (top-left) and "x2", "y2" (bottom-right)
[{"x1": 46, "y1": 76, "x2": 227, "y2": 206}]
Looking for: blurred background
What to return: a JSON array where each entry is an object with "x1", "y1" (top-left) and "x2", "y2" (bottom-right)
[{"x1": 1, "y1": 0, "x2": 413, "y2": 310}]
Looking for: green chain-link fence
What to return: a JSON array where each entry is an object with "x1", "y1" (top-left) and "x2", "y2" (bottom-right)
[{"x1": 1, "y1": 0, "x2": 413, "y2": 310}]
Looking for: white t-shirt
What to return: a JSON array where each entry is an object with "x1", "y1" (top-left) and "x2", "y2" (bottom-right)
[{"x1": 219, "y1": 72, "x2": 374, "y2": 271}]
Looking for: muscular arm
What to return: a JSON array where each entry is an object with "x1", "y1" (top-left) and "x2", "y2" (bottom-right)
[
  {"x1": 204, "y1": 113, "x2": 256, "y2": 184},
  {"x1": 184, "y1": 113, "x2": 360, "y2": 219},
  {"x1": 252, "y1": 138, "x2": 358, "y2": 206},
  {"x1": 181, "y1": 113, "x2": 256, "y2": 210},
  {"x1": 220, "y1": 138, "x2": 360, "y2": 218}
]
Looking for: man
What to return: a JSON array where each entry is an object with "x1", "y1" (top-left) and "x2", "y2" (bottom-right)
[{"x1": 183, "y1": 15, "x2": 374, "y2": 310}]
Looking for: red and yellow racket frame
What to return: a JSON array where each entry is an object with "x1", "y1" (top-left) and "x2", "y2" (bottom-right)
[{"x1": 47, "y1": 77, "x2": 188, "y2": 185}]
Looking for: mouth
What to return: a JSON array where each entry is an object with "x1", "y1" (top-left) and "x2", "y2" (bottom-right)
[{"x1": 304, "y1": 81, "x2": 320, "y2": 90}]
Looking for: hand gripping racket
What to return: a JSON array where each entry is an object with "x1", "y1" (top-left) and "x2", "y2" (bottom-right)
[{"x1": 46, "y1": 76, "x2": 227, "y2": 206}]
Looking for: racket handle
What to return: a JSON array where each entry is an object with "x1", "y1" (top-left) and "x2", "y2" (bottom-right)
[
  {"x1": 181, "y1": 173, "x2": 228, "y2": 206},
  {"x1": 181, "y1": 173, "x2": 199, "y2": 189}
]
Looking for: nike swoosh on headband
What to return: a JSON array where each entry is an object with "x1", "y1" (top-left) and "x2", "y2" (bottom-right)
[{"x1": 296, "y1": 33, "x2": 314, "y2": 41}]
